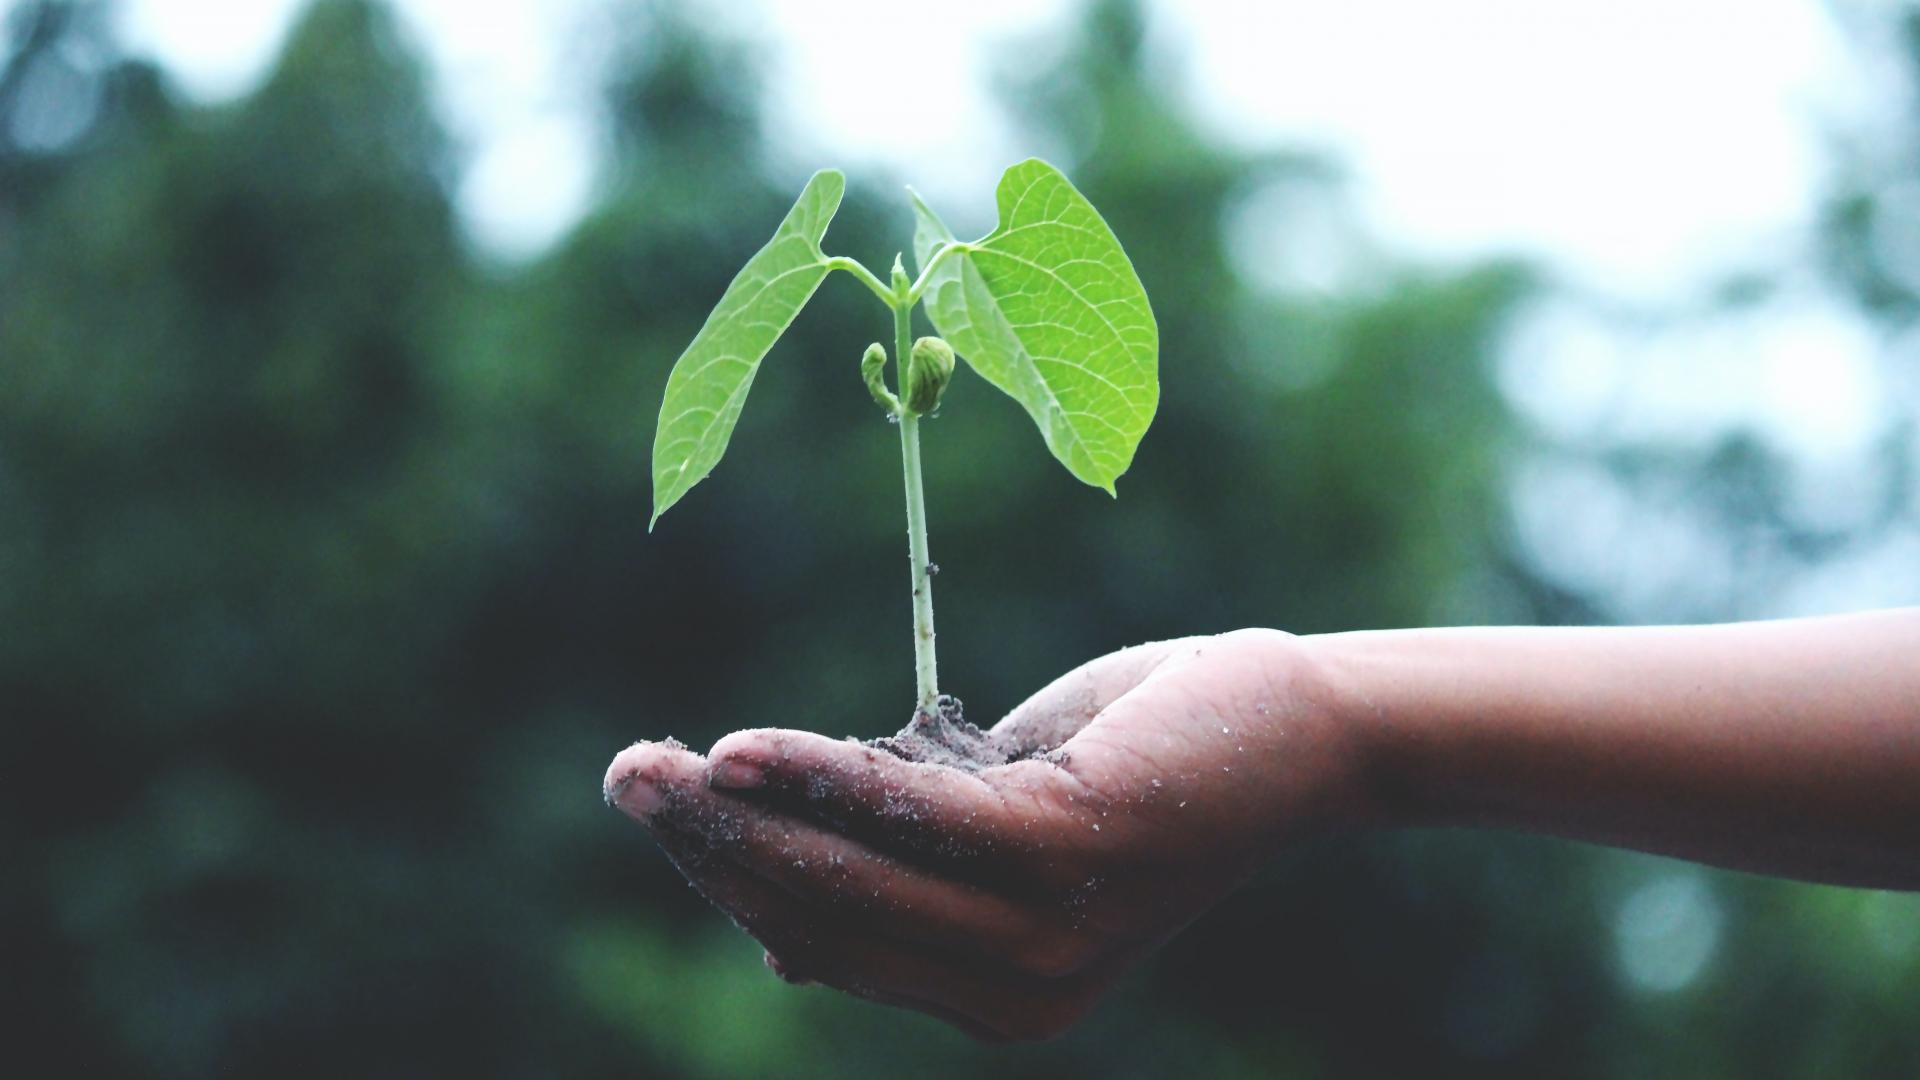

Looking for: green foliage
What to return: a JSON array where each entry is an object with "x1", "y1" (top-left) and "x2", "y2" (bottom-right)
[
  {"x1": 7, "y1": 0, "x2": 1918, "y2": 1076},
  {"x1": 651, "y1": 157, "x2": 1158, "y2": 526},
  {"x1": 646, "y1": 156, "x2": 1160, "y2": 708},
  {"x1": 860, "y1": 340, "x2": 897, "y2": 412},
  {"x1": 903, "y1": 335, "x2": 955, "y2": 416},
  {"x1": 913, "y1": 160, "x2": 1159, "y2": 493},
  {"x1": 650, "y1": 168, "x2": 845, "y2": 525}
]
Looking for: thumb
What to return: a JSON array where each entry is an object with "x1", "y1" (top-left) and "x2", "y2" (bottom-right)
[{"x1": 989, "y1": 638, "x2": 1194, "y2": 756}]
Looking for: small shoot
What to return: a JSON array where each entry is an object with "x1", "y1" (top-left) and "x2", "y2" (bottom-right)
[{"x1": 649, "y1": 160, "x2": 1159, "y2": 712}]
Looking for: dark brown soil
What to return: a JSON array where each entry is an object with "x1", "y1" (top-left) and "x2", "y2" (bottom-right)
[{"x1": 866, "y1": 695, "x2": 1038, "y2": 772}]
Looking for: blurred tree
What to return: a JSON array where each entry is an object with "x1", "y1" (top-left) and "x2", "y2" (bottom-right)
[
  {"x1": 4, "y1": 0, "x2": 1915, "y2": 1076},
  {"x1": 0, "y1": 1, "x2": 611, "y2": 1074},
  {"x1": 1466, "y1": 3, "x2": 1920, "y2": 1077},
  {"x1": 1503, "y1": 4, "x2": 1920, "y2": 634}
]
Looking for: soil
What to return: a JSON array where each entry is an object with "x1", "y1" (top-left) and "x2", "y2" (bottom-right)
[{"x1": 865, "y1": 695, "x2": 1044, "y2": 773}]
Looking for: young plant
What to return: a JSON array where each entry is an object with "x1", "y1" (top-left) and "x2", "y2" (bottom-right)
[{"x1": 650, "y1": 160, "x2": 1158, "y2": 721}]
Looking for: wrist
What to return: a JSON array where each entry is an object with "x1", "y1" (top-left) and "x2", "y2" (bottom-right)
[
  {"x1": 1295, "y1": 630, "x2": 1438, "y2": 831},
  {"x1": 1215, "y1": 628, "x2": 1399, "y2": 841}
]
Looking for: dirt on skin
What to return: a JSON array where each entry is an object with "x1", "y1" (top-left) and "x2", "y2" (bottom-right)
[{"x1": 865, "y1": 695, "x2": 1048, "y2": 772}]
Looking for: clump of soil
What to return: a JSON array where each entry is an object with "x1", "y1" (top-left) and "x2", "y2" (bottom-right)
[{"x1": 866, "y1": 695, "x2": 1040, "y2": 773}]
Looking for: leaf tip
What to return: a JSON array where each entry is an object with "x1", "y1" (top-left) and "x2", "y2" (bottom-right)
[
  {"x1": 804, "y1": 168, "x2": 847, "y2": 211},
  {"x1": 1008, "y1": 156, "x2": 1064, "y2": 179},
  {"x1": 649, "y1": 486, "x2": 678, "y2": 531}
]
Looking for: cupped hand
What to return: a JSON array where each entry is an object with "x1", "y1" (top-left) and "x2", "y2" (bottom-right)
[{"x1": 603, "y1": 629, "x2": 1374, "y2": 1041}]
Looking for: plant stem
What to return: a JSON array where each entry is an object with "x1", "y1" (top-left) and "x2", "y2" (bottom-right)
[
  {"x1": 894, "y1": 298, "x2": 939, "y2": 711},
  {"x1": 824, "y1": 256, "x2": 894, "y2": 305},
  {"x1": 902, "y1": 242, "x2": 973, "y2": 307}
]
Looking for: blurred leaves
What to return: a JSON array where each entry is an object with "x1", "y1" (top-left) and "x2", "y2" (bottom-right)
[{"x1": 3, "y1": 0, "x2": 1916, "y2": 1076}]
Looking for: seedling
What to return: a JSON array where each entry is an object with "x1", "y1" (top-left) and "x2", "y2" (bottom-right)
[{"x1": 650, "y1": 160, "x2": 1158, "y2": 724}]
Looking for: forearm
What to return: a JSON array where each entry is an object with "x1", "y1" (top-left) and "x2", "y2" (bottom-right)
[{"x1": 1307, "y1": 610, "x2": 1920, "y2": 889}]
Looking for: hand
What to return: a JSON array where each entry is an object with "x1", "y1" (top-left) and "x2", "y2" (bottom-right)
[{"x1": 603, "y1": 629, "x2": 1376, "y2": 1041}]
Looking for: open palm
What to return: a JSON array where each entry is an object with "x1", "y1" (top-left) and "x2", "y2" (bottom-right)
[{"x1": 604, "y1": 630, "x2": 1368, "y2": 1041}]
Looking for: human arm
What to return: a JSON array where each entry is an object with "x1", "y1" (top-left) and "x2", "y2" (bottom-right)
[
  {"x1": 1322, "y1": 608, "x2": 1920, "y2": 889},
  {"x1": 602, "y1": 610, "x2": 1920, "y2": 1039}
]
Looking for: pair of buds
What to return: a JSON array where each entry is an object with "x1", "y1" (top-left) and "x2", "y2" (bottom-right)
[{"x1": 863, "y1": 336, "x2": 955, "y2": 417}]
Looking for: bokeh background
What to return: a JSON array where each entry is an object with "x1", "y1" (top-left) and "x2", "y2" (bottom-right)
[{"x1": 5, "y1": 0, "x2": 1919, "y2": 1074}]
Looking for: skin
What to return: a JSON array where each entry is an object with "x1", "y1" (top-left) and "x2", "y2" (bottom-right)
[{"x1": 603, "y1": 609, "x2": 1920, "y2": 1042}]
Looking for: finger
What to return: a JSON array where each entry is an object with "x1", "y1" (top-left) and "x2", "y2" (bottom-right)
[
  {"x1": 705, "y1": 728, "x2": 1048, "y2": 860},
  {"x1": 676, "y1": 851, "x2": 1098, "y2": 1042},
  {"x1": 672, "y1": 848, "x2": 1029, "y2": 1039},
  {"x1": 990, "y1": 638, "x2": 1194, "y2": 755},
  {"x1": 711, "y1": 780, "x2": 1080, "y2": 970},
  {"x1": 605, "y1": 739, "x2": 709, "y2": 828},
  {"x1": 695, "y1": 643, "x2": 1196, "y2": 855},
  {"x1": 611, "y1": 736, "x2": 1078, "y2": 966}
]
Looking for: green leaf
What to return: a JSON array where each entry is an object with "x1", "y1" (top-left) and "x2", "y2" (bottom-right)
[
  {"x1": 912, "y1": 159, "x2": 1158, "y2": 494},
  {"x1": 650, "y1": 169, "x2": 845, "y2": 526}
]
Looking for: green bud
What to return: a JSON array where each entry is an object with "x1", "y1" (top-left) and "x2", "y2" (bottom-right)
[
  {"x1": 861, "y1": 342, "x2": 899, "y2": 413},
  {"x1": 889, "y1": 252, "x2": 910, "y2": 296},
  {"x1": 903, "y1": 336, "x2": 955, "y2": 415}
]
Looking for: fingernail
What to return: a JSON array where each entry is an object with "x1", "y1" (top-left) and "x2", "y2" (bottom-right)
[
  {"x1": 709, "y1": 759, "x2": 765, "y2": 790},
  {"x1": 607, "y1": 771, "x2": 665, "y2": 817}
]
